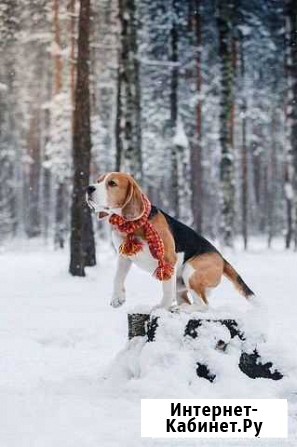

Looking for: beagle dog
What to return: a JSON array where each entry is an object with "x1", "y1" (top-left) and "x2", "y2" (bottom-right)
[{"x1": 87, "y1": 172, "x2": 254, "y2": 311}]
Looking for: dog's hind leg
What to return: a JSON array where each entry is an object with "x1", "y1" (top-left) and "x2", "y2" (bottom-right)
[
  {"x1": 176, "y1": 277, "x2": 191, "y2": 305},
  {"x1": 184, "y1": 253, "x2": 224, "y2": 311},
  {"x1": 188, "y1": 286, "x2": 209, "y2": 311},
  {"x1": 181, "y1": 264, "x2": 207, "y2": 311}
]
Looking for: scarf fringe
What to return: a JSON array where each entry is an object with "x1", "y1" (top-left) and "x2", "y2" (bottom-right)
[
  {"x1": 119, "y1": 235, "x2": 144, "y2": 256},
  {"x1": 153, "y1": 262, "x2": 175, "y2": 282}
]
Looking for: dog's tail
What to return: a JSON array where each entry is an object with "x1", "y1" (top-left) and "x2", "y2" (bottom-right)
[{"x1": 223, "y1": 259, "x2": 255, "y2": 298}]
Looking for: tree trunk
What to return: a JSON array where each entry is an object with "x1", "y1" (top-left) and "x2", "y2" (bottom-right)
[
  {"x1": 41, "y1": 62, "x2": 53, "y2": 242},
  {"x1": 190, "y1": 0, "x2": 203, "y2": 233},
  {"x1": 54, "y1": 182, "x2": 66, "y2": 248},
  {"x1": 53, "y1": 0, "x2": 66, "y2": 248},
  {"x1": 217, "y1": 0, "x2": 236, "y2": 247},
  {"x1": 27, "y1": 111, "x2": 41, "y2": 238},
  {"x1": 284, "y1": 0, "x2": 297, "y2": 249},
  {"x1": 115, "y1": 62, "x2": 122, "y2": 172},
  {"x1": 170, "y1": 0, "x2": 179, "y2": 218},
  {"x1": 53, "y1": 0, "x2": 63, "y2": 94},
  {"x1": 69, "y1": 0, "x2": 96, "y2": 276},
  {"x1": 69, "y1": 0, "x2": 76, "y2": 118},
  {"x1": 116, "y1": 0, "x2": 142, "y2": 182},
  {"x1": 239, "y1": 30, "x2": 248, "y2": 250},
  {"x1": 267, "y1": 112, "x2": 277, "y2": 249},
  {"x1": 82, "y1": 208, "x2": 96, "y2": 266}
]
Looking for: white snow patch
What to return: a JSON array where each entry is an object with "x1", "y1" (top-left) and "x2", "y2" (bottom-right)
[
  {"x1": 173, "y1": 120, "x2": 188, "y2": 148},
  {"x1": 0, "y1": 82, "x2": 8, "y2": 92},
  {"x1": 285, "y1": 182, "x2": 294, "y2": 200},
  {"x1": 0, "y1": 241, "x2": 297, "y2": 446}
]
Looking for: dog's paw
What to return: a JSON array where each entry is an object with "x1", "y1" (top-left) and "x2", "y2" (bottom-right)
[
  {"x1": 110, "y1": 296, "x2": 126, "y2": 308},
  {"x1": 110, "y1": 289, "x2": 126, "y2": 308},
  {"x1": 168, "y1": 304, "x2": 182, "y2": 313}
]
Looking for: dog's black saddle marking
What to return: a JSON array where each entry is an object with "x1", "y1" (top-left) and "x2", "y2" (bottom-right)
[{"x1": 149, "y1": 205, "x2": 219, "y2": 263}]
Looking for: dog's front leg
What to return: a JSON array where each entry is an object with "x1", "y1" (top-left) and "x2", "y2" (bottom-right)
[
  {"x1": 159, "y1": 269, "x2": 177, "y2": 309},
  {"x1": 110, "y1": 255, "x2": 132, "y2": 308}
]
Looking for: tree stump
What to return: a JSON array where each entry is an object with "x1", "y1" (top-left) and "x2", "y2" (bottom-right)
[
  {"x1": 127, "y1": 313, "x2": 283, "y2": 381},
  {"x1": 128, "y1": 313, "x2": 150, "y2": 339}
]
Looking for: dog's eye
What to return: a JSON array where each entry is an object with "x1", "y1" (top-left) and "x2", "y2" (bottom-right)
[{"x1": 108, "y1": 180, "x2": 117, "y2": 187}]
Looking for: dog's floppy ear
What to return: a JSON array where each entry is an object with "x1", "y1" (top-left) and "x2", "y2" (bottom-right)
[{"x1": 122, "y1": 178, "x2": 145, "y2": 221}]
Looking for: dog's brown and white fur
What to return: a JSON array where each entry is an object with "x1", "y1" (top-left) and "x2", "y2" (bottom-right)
[{"x1": 87, "y1": 172, "x2": 254, "y2": 311}]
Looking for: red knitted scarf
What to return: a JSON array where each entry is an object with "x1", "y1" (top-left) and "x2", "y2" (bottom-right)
[{"x1": 109, "y1": 196, "x2": 174, "y2": 281}]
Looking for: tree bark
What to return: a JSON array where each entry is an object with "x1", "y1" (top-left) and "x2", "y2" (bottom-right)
[
  {"x1": 190, "y1": 0, "x2": 203, "y2": 233},
  {"x1": 69, "y1": 0, "x2": 76, "y2": 118},
  {"x1": 53, "y1": 0, "x2": 63, "y2": 94},
  {"x1": 115, "y1": 60, "x2": 122, "y2": 172},
  {"x1": 284, "y1": 0, "x2": 297, "y2": 249},
  {"x1": 116, "y1": 0, "x2": 142, "y2": 182},
  {"x1": 69, "y1": 0, "x2": 96, "y2": 276},
  {"x1": 27, "y1": 111, "x2": 41, "y2": 238},
  {"x1": 217, "y1": 0, "x2": 236, "y2": 247},
  {"x1": 170, "y1": 0, "x2": 179, "y2": 218},
  {"x1": 239, "y1": 30, "x2": 248, "y2": 250},
  {"x1": 53, "y1": 0, "x2": 66, "y2": 248},
  {"x1": 267, "y1": 111, "x2": 277, "y2": 249}
]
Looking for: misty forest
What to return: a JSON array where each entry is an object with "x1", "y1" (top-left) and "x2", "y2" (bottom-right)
[{"x1": 0, "y1": 0, "x2": 297, "y2": 275}]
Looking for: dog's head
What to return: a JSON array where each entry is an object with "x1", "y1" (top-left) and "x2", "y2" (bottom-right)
[{"x1": 86, "y1": 172, "x2": 145, "y2": 221}]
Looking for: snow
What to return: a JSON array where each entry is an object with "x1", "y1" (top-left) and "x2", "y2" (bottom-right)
[
  {"x1": 0, "y1": 240, "x2": 297, "y2": 446},
  {"x1": 173, "y1": 120, "x2": 188, "y2": 148},
  {"x1": 237, "y1": 25, "x2": 251, "y2": 37},
  {"x1": 0, "y1": 82, "x2": 8, "y2": 92},
  {"x1": 285, "y1": 182, "x2": 294, "y2": 200}
]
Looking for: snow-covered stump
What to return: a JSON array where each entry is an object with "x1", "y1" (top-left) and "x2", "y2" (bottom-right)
[
  {"x1": 127, "y1": 313, "x2": 283, "y2": 381},
  {"x1": 128, "y1": 313, "x2": 150, "y2": 339}
]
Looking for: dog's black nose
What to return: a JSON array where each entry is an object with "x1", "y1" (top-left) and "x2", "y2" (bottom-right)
[{"x1": 87, "y1": 185, "x2": 96, "y2": 195}]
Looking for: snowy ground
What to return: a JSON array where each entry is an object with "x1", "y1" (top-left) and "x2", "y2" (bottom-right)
[{"x1": 0, "y1": 238, "x2": 297, "y2": 447}]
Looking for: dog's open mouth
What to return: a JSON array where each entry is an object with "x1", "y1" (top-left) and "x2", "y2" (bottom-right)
[{"x1": 86, "y1": 196, "x2": 110, "y2": 220}]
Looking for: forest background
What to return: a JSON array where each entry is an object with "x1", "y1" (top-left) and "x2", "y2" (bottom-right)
[{"x1": 1, "y1": 0, "x2": 297, "y2": 275}]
